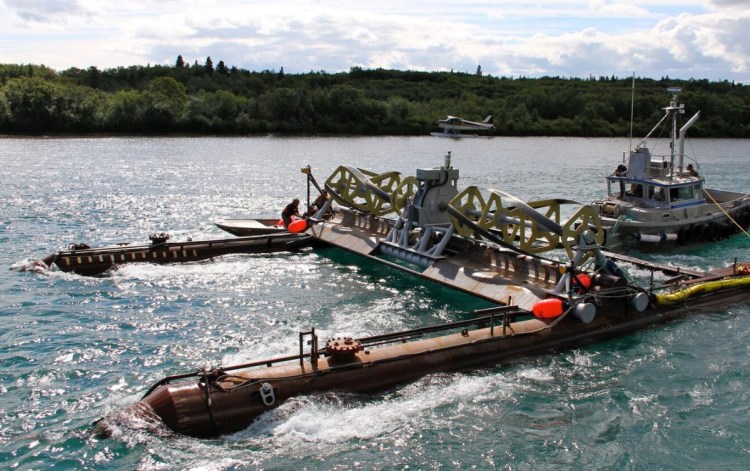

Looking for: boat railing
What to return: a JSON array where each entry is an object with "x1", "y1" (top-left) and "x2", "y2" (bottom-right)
[{"x1": 352, "y1": 305, "x2": 522, "y2": 348}]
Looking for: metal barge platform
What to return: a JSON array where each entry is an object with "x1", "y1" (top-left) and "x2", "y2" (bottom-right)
[
  {"x1": 41, "y1": 232, "x2": 316, "y2": 276},
  {"x1": 95, "y1": 156, "x2": 750, "y2": 438}
]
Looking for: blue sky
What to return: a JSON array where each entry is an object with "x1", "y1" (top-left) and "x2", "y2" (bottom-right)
[{"x1": 1, "y1": 0, "x2": 749, "y2": 83}]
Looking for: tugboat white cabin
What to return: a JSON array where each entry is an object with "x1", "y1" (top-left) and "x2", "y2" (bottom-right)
[{"x1": 592, "y1": 88, "x2": 750, "y2": 248}]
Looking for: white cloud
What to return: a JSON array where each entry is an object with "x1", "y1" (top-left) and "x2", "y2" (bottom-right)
[
  {"x1": 0, "y1": 1, "x2": 748, "y2": 82},
  {"x1": 708, "y1": 0, "x2": 750, "y2": 9},
  {"x1": 4, "y1": 0, "x2": 95, "y2": 24},
  {"x1": 586, "y1": 0, "x2": 652, "y2": 17}
]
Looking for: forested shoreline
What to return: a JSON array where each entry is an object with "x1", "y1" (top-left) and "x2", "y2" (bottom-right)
[{"x1": 1, "y1": 58, "x2": 748, "y2": 137}]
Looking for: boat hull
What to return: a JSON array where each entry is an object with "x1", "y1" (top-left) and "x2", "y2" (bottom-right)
[
  {"x1": 597, "y1": 190, "x2": 750, "y2": 249},
  {"x1": 214, "y1": 218, "x2": 286, "y2": 236},
  {"x1": 104, "y1": 272, "x2": 750, "y2": 438},
  {"x1": 42, "y1": 233, "x2": 315, "y2": 276}
]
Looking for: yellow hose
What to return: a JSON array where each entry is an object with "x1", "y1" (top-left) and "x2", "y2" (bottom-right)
[{"x1": 655, "y1": 275, "x2": 750, "y2": 306}]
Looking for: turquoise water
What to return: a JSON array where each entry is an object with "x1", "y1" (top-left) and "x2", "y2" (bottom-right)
[{"x1": 1, "y1": 136, "x2": 749, "y2": 469}]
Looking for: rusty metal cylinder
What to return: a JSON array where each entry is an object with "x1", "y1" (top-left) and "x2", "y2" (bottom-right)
[{"x1": 142, "y1": 381, "x2": 271, "y2": 438}]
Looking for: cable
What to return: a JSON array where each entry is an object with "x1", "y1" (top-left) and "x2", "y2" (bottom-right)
[{"x1": 702, "y1": 189, "x2": 750, "y2": 238}]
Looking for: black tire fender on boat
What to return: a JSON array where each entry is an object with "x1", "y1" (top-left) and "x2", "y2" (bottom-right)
[
  {"x1": 721, "y1": 222, "x2": 732, "y2": 239},
  {"x1": 689, "y1": 224, "x2": 702, "y2": 243},
  {"x1": 703, "y1": 223, "x2": 712, "y2": 242},
  {"x1": 738, "y1": 210, "x2": 748, "y2": 230},
  {"x1": 698, "y1": 223, "x2": 709, "y2": 242},
  {"x1": 706, "y1": 223, "x2": 718, "y2": 242},
  {"x1": 709, "y1": 222, "x2": 720, "y2": 241},
  {"x1": 731, "y1": 211, "x2": 743, "y2": 233},
  {"x1": 677, "y1": 226, "x2": 690, "y2": 245}
]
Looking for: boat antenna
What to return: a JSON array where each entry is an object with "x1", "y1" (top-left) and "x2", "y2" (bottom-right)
[{"x1": 628, "y1": 72, "x2": 635, "y2": 155}]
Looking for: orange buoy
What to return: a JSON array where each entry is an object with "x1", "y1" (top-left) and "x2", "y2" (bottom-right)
[
  {"x1": 278, "y1": 216, "x2": 299, "y2": 227},
  {"x1": 288, "y1": 219, "x2": 308, "y2": 233},
  {"x1": 532, "y1": 298, "x2": 564, "y2": 319},
  {"x1": 572, "y1": 273, "x2": 592, "y2": 289}
]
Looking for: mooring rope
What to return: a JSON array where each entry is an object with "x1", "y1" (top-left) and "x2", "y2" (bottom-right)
[{"x1": 702, "y1": 189, "x2": 750, "y2": 238}]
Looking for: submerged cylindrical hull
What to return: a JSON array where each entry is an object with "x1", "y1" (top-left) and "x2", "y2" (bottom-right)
[
  {"x1": 112, "y1": 281, "x2": 750, "y2": 438},
  {"x1": 43, "y1": 233, "x2": 315, "y2": 276}
]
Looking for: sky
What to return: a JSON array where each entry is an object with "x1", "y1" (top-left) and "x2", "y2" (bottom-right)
[{"x1": 1, "y1": 0, "x2": 749, "y2": 83}]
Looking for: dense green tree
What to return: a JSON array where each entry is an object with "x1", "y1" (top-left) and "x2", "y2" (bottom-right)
[
  {"x1": 87, "y1": 66, "x2": 101, "y2": 89},
  {"x1": 0, "y1": 92, "x2": 10, "y2": 128},
  {"x1": 217, "y1": 60, "x2": 228, "y2": 75},
  {"x1": 106, "y1": 89, "x2": 147, "y2": 132},
  {"x1": 0, "y1": 61, "x2": 747, "y2": 137},
  {"x1": 2, "y1": 77, "x2": 62, "y2": 132},
  {"x1": 142, "y1": 76, "x2": 188, "y2": 130},
  {"x1": 65, "y1": 84, "x2": 106, "y2": 131},
  {"x1": 186, "y1": 89, "x2": 248, "y2": 132}
]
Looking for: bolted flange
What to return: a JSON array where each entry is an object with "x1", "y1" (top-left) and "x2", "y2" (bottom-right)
[{"x1": 326, "y1": 336, "x2": 364, "y2": 357}]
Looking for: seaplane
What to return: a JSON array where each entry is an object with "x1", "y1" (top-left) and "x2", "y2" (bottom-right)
[{"x1": 431, "y1": 115, "x2": 495, "y2": 138}]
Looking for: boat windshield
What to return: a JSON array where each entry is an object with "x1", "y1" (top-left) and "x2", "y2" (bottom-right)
[{"x1": 607, "y1": 177, "x2": 704, "y2": 208}]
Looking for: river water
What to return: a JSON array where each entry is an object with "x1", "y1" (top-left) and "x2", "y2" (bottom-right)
[{"x1": 1, "y1": 136, "x2": 749, "y2": 469}]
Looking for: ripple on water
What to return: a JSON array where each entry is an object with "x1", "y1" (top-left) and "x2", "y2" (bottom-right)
[{"x1": 3, "y1": 137, "x2": 750, "y2": 469}]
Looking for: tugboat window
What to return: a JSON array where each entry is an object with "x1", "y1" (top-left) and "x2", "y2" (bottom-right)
[
  {"x1": 652, "y1": 187, "x2": 665, "y2": 202},
  {"x1": 670, "y1": 186, "x2": 694, "y2": 202},
  {"x1": 627, "y1": 183, "x2": 644, "y2": 198}
]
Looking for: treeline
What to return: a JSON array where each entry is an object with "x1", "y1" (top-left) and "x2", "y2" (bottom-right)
[{"x1": 0, "y1": 58, "x2": 748, "y2": 137}]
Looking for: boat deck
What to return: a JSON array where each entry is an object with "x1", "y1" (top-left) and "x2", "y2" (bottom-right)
[{"x1": 309, "y1": 209, "x2": 564, "y2": 311}]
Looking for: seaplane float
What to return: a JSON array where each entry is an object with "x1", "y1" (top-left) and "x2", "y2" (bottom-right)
[
  {"x1": 431, "y1": 115, "x2": 495, "y2": 138},
  {"x1": 96, "y1": 152, "x2": 750, "y2": 439},
  {"x1": 591, "y1": 88, "x2": 750, "y2": 248}
]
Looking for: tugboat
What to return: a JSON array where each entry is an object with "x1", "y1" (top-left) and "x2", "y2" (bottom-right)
[{"x1": 591, "y1": 88, "x2": 750, "y2": 249}]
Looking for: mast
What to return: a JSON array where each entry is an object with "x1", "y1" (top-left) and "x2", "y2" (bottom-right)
[
  {"x1": 666, "y1": 87, "x2": 683, "y2": 178},
  {"x1": 628, "y1": 72, "x2": 635, "y2": 154}
]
